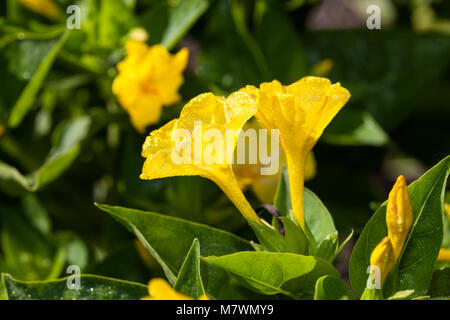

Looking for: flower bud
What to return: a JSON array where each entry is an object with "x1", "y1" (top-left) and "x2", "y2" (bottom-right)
[
  {"x1": 370, "y1": 237, "x2": 396, "y2": 287},
  {"x1": 386, "y1": 175, "x2": 413, "y2": 259}
]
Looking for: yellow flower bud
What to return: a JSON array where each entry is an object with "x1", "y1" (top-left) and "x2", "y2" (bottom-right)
[
  {"x1": 437, "y1": 248, "x2": 450, "y2": 262},
  {"x1": 19, "y1": 0, "x2": 61, "y2": 20},
  {"x1": 386, "y1": 175, "x2": 414, "y2": 259},
  {"x1": 369, "y1": 237, "x2": 396, "y2": 287}
]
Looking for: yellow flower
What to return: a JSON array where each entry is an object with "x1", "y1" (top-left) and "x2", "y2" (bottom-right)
[
  {"x1": 233, "y1": 120, "x2": 316, "y2": 204},
  {"x1": 19, "y1": 0, "x2": 61, "y2": 19},
  {"x1": 113, "y1": 41, "x2": 188, "y2": 133},
  {"x1": 141, "y1": 278, "x2": 210, "y2": 300},
  {"x1": 241, "y1": 76, "x2": 350, "y2": 229},
  {"x1": 369, "y1": 237, "x2": 396, "y2": 287},
  {"x1": 386, "y1": 175, "x2": 414, "y2": 259},
  {"x1": 140, "y1": 92, "x2": 260, "y2": 222},
  {"x1": 438, "y1": 248, "x2": 450, "y2": 262}
]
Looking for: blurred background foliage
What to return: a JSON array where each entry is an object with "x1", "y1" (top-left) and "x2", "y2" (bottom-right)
[{"x1": 0, "y1": 0, "x2": 449, "y2": 296}]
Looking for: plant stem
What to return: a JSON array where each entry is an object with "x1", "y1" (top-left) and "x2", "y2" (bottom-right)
[
  {"x1": 286, "y1": 152, "x2": 306, "y2": 230},
  {"x1": 211, "y1": 167, "x2": 261, "y2": 223}
]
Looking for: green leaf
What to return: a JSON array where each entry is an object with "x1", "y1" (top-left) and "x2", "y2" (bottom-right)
[
  {"x1": 2, "y1": 274, "x2": 147, "y2": 300},
  {"x1": 387, "y1": 290, "x2": 415, "y2": 300},
  {"x1": 174, "y1": 238, "x2": 205, "y2": 299},
  {"x1": 22, "y1": 193, "x2": 52, "y2": 236},
  {"x1": 98, "y1": 0, "x2": 137, "y2": 48},
  {"x1": 1, "y1": 213, "x2": 53, "y2": 280},
  {"x1": 248, "y1": 217, "x2": 308, "y2": 254},
  {"x1": 274, "y1": 167, "x2": 291, "y2": 217},
  {"x1": 314, "y1": 275, "x2": 355, "y2": 300},
  {"x1": 428, "y1": 268, "x2": 450, "y2": 299},
  {"x1": 161, "y1": 0, "x2": 209, "y2": 50},
  {"x1": 273, "y1": 168, "x2": 339, "y2": 257},
  {"x1": 323, "y1": 109, "x2": 389, "y2": 146},
  {"x1": 33, "y1": 116, "x2": 91, "y2": 189},
  {"x1": 0, "y1": 116, "x2": 91, "y2": 194},
  {"x1": 316, "y1": 231, "x2": 339, "y2": 262},
  {"x1": 202, "y1": 252, "x2": 339, "y2": 299},
  {"x1": 254, "y1": 0, "x2": 307, "y2": 83},
  {"x1": 304, "y1": 188, "x2": 337, "y2": 249},
  {"x1": 96, "y1": 204, "x2": 256, "y2": 299},
  {"x1": 0, "y1": 161, "x2": 33, "y2": 196},
  {"x1": 52, "y1": 231, "x2": 89, "y2": 270},
  {"x1": 349, "y1": 156, "x2": 450, "y2": 298},
  {"x1": 9, "y1": 31, "x2": 70, "y2": 128}
]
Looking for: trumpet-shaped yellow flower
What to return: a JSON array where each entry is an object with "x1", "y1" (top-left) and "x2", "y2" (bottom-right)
[
  {"x1": 241, "y1": 76, "x2": 350, "y2": 229},
  {"x1": 140, "y1": 92, "x2": 260, "y2": 222},
  {"x1": 369, "y1": 237, "x2": 396, "y2": 287},
  {"x1": 19, "y1": 0, "x2": 61, "y2": 19},
  {"x1": 386, "y1": 175, "x2": 414, "y2": 259},
  {"x1": 113, "y1": 41, "x2": 188, "y2": 133},
  {"x1": 233, "y1": 119, "x2": 316, "y2": 204},
  {"x1": 141, "y1": 278, "x2": 210, "y2": 300}
]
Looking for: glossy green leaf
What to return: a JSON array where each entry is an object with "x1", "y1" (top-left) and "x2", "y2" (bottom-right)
[
  {"x1": 2, "y1": 274, "x2": 147, "y2": 300},
  {"x1": 248, "y1": 217, "x2": 307, "y2": 254},
  {"x1": 387, "y1": 290, "x2": 415, "y2": 300},
  {"x1": 96, "y1": 204, "x2": 256, "y2": 299},
  {"x1": 161, "y1": 0, "x2": 209, "y2": 50},
  {"x1": 273, "y1": 167, "x2": 291, "y2": 217},
  {"x1": 304, "y1": 188, "x2": 337, "y2": 249},
  {"x1": 9, "y1": 31, "x2": 70, "y2": 128},
  {"x1": 174, "y1": 238, "x2": 205, "y2": 299},
  {"x1": 202, "y1": 252, "x2": 339, "y2": 299},
  {"x1": 316, "y1": 231, "x2": 338, "y2": 262},
  {"x1": 274, "y1": 169, "x2": 337, "y2": 246},
  {"x1": 350, "y1": 156, "x2": 450, "y2": 297},
  {"x1": 314, "y1": 275, "x2": 355, "y2": 300},
  {"x1": 273, "y1": 168, "x2": 339, "y2": 257}
]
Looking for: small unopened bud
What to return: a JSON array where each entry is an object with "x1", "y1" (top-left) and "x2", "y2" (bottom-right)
[
  {"x1": 370, "y1": 237, "x2": 396, "y2": 287},
  {"x1": 129, "y1": 28, "x2": 149, "y2": 42},
  {"x1": 386, "y1": 175, "x2": 413, "y2": 259}
]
